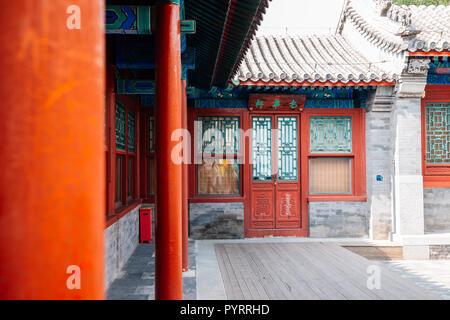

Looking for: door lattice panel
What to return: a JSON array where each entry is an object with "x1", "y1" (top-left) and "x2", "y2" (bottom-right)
[
  {"x1": 252, "y1": 117, "x2": 272, "y2": 181},
  {"x1": 425, "y1": 103, "x2": 450, "y2": 164},
  {"x1": 277, "y1": 117, "x2": 298, "y2": 181},
  {"x1": 310, "y1": 116, "x2": 352, "y2": 153}
]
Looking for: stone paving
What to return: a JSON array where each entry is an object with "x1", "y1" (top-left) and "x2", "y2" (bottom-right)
[
  {"x1": 381, "y1": 260, "x2": 450, "y2": 300},
  {"x1": 107, "y1": 240, "x2": 197, "y2": 300}
]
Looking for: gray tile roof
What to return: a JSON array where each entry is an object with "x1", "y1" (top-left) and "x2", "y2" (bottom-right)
[
  {"x1": 233, "y1": 35, "x2": 396, "y2": 85},
  {"x1": 339, "y1": 0, "x2": 449, "y2": 53},
  {"x1": 406, "y1": 4, "x2": 450, "y2": 52}
]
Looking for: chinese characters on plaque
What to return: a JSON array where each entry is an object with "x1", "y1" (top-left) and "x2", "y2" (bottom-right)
[{"x1": 248, "y1": 94, "x2": 306, "y2": 112}]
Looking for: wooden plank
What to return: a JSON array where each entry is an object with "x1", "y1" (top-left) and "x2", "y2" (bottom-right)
[
  {"x1": 284, "y1": 243, "x2": 377, "y2": 300},
  {"x1": 299, "y1": 243, "x2": 389, "y2": 299},
  {"x1": 319, "y1": 243, "x2": 436, "y2": 299},
  {"x1": 214, "y1": 245, "x2": 244, "y2": 299},
  {"x1": 266, "y1": 243, "x2": 344, "y2": 299},
  {"x1": 214, "y1": 242, "x2": 440, "y2": 300},
  {"x1": 322, "y1": 243, "x2": 438, "y2": 299},
  {"x1": 233, "y1": 244, "x2": 271, "y2": 300},
  {"x1": 241, "y1": 244, "x2": 291, "y2": 300},
  {"x1": 222, "y1": 244, "x2": 259, "y2": 300},
  {"x1": 240, "y1": 243, "x2": 318, "y2": 299},
  {"x1": 257, "y1": 243, "x2": 324, "y2": 299}
]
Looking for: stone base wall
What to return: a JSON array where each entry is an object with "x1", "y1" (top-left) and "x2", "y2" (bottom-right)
[
  {"x1": 189, "y1": 202, "x2": 244, "y2": 239},
  {"x1": 309, "y1": 202, "x2": 369, "y2": 238},
  {"x1": 424, "y1": 188, "x2": 450, "y2": 234},
  {"x1": 104, "y1": 205, "x2": 140, "y2": 289},
  {"x1": 429, "y1": 245, "x2": 450, "y2": 260}
]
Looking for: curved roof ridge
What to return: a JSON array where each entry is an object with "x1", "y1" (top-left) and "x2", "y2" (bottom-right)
[
  {"x1": 337, "y1": 0, "x2": 449, "y2": 53},
  {"x1": 233, "y1": 34, "x2": 395, "y2": 85}
]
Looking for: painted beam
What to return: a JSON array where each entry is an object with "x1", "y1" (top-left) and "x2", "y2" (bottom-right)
[
  {"x1": 180, "y1": 20, "x2": 196, "y2": 34},
  {"x1": 106, "y1": 6, "x2": 151, "y2": 34},
  {"x1": 106, "y1": 6, "x2": 194, "y2": 35},
  {"x1": 117, "y1": 80, "x2": 155, "y2": 94},
  {"x1": 116, "y1": 41, "x2": 195, "y2": 70}
]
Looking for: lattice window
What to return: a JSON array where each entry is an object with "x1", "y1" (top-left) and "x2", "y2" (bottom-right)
[
  {"x1": 425, "y1": 103, "x2": 450, "y2": 164},
  {"x1": 310, "y1": 116, "x2": 352, "y2": 153},
  {"x1": 128, "y1": 110, "x2": 135, "y2": 153},
  {"x1": 149, "y1": 116, "x2": 155, "y2": 154},
  {"x1": 277, "y1": 117, "x2": 298, "y2": 181},
  {"x1": 197, "y1": 116, "x2": 240, "y2": 155},
  {"x1": 252, "y1": 117, "x2": 272, "y2": 181},
  {"x1": 115, "y1": 100, "x2": 126, "y2": 152}
]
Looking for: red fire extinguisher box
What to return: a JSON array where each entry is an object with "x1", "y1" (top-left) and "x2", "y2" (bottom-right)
[{"x1": 139, "y1": 207, "x2": 152, "y2": 243}]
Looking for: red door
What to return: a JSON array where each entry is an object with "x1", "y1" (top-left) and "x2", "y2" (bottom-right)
[{"x1": 248, "y1": 114, "x2": 304, "y2": 236}]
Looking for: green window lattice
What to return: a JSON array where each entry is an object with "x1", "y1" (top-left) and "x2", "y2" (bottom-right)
[{"x1": 310, "y1": 116, "x2": 352, "y2": 153}]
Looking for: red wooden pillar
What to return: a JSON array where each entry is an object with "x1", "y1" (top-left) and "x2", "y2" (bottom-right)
[
  {"x1": 155, "y1": 3, "x2": 183, "y2": 300},
  {"x1": 0, "y1": 1, "x2": 105, "y2": 299},
  {"x1": 181, "y1": 79, "x2": 189, "y2": 272}
]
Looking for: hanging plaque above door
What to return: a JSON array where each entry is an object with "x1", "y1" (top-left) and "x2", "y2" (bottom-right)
[{"x1": 248, "y1": 94, "x2": 306, "y2": 112}]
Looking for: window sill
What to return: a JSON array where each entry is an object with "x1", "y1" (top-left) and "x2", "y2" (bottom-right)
[
  {"x1": 189, "y1": 196, "x2": 245, "y2": 203},
  {"x1": 106, "y1": 199, "x2": 142, "y2": 228},
  {"x1": 307, "y1": 195, "x2": 367, "y2": 202}
]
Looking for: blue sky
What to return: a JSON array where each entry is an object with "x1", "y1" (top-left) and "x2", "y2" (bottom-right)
[{"x1": 257, "y1": 0, "x2": 346, "y2": 36}]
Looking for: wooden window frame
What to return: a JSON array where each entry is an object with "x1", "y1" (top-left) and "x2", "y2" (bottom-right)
[
  {"x1": 141, "y1": 109, "x2": 156, "y2": 203},
  {"x1": 422, "y1": 84, "x2": 450, "y2": 187},
  {"x1": 189, "y1": 108, "x2": 248, "y2": 203},
  {"x1": 105, "y1": 90, "x2": 141, "y2": 227},
  {"x1": 301, "y1": 108, "x2": 366, "y2": 202}
]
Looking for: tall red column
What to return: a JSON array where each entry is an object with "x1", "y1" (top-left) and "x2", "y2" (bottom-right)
[
  {"x1": 181, "y1": 79, "x2": 189, "y2": 272},
  {"x1": 155, "y1": 3, "x2": 183, "y2": 300},
  {"x1": 0, "y1": 1, "x2": 105, "y2": 299}
]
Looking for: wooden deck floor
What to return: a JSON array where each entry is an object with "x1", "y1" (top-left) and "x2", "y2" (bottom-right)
[{"x1": 215, "y1": 242, "x2": 439, "y2": 300}]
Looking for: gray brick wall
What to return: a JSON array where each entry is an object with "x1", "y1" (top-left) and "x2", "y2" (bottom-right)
[
  {"x1": 365, "y1": 110, "x2": 394, "y2": 239},
  {"x1": 424, "y1": 188, "x2": 450, "y2": 233},
  {"x1": 104, "y1": 205, "x2": 140, "y2": 289},
  {"x1": 189, "y1": 202, "x2": 244, "y2": 239},
  {"x1": 309, "y1": 202, "x2": 369, "y2": 238},
  {"x1": 429, "y1": 245, "x2": 450, "y2": 260}
]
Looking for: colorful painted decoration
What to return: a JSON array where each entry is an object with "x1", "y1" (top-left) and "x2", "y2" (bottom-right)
[
  {"x1": 117, "y1": 80, "x2": 155, "y2": 95},
  {"x1": 425, "y1": 103, "x2": 450, "y2": 164},
  {"x1": 248, "y1": 94, "x2": 306, "y2": 112},
  {"x1": 305, "y1": 99, "x2": 354, "y2": 109},
  {"x1": 194, "y1": 99, "x2": 247, "y2": 109},
  {"x1": 428, "y1": 59, "x2": 450, "y2": 85},
  {"x1": 106, "y1": 6, "x2": 151, "y2": 34},
  {"x1": 116, "y1": 41, "x2": 195, "y2": 70},
  {"x1": 310, "y1": 116, "x2": 352, "y2": 153}
]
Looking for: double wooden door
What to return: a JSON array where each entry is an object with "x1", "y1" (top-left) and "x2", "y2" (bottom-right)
[{"x1": 249, "y1": 114, "x2": 302, "y2": 230}]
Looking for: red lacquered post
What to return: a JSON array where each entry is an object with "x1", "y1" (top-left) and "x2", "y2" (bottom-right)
[
  {"x1": 0, "y1": 1, "x2": 105, "y2": 299},
  {"x1": 181, "y1": 79, "x2": 189, "y2": 272},
  {"x1": 154, "y1": 3, "x2": 183, "y2": 300}
]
